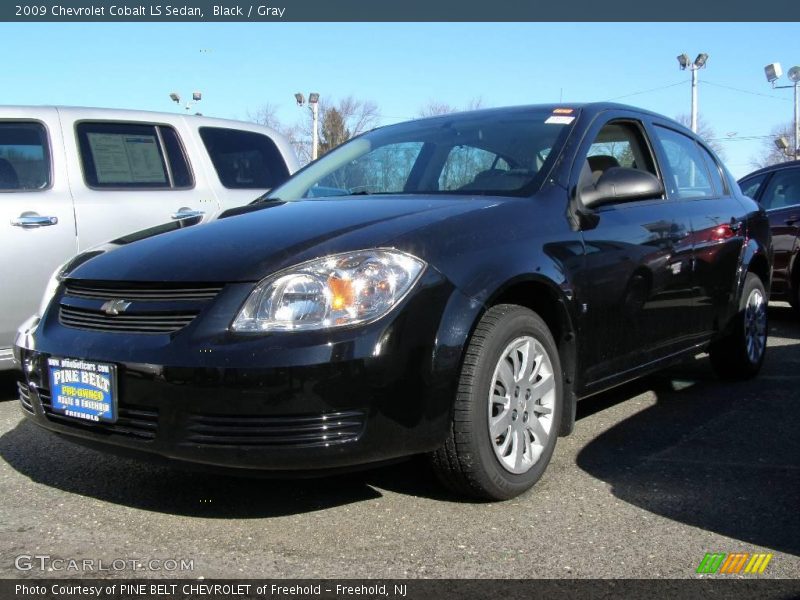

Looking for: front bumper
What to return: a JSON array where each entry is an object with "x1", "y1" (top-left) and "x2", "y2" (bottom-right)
[{"x1": 15, "y1": 272, "x2": 476, "y2": 473}]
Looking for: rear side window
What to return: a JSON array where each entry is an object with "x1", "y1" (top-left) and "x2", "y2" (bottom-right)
[
  {"x1": 698, "y1": 145, "x2": 728, "y2": 196},
  {"x1": 199, "y1": 127, "x2": 289, "y2": 190},
  {"x1": 739, "y1": 174, "x2": 767, "y2": 200},
  {"x1": 0, "y1": 121, "x2": 51, "y2": 191},
  {"x1": 76, "y1": 122, "x2": 193, "y2": 189},
  {"x1": 653, "y1": 125, "x2": 714, "y2": 199},
  {"x1": 759, "y1": 169, "x2": 800, "y2": 210}
]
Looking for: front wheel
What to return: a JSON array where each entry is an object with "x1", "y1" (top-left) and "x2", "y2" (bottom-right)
[
  {"x1": 709, "y1": 272, "x2": 768, "y2": 380},
  {"x1": 430, "y1": 304, "x2": 563, "y2": 500}
]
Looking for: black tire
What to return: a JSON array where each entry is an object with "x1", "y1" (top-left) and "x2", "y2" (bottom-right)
[
  {"x1": 430, "y1": 304, "x2": 563, "y2": 501},
  {"x1": 789, "y1": 279, "x2": 799, "y2": 314},
  {"x1": 709, "y1": 272, "x2": 768, "y2": 380}
]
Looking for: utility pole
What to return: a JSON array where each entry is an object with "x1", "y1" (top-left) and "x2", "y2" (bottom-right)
[
  {"x1": 295, "y1": 92, "x2": 321, "y2": 161},
  {"x1": 677, "y1": 53, "x2": 709, "y2": 133}
]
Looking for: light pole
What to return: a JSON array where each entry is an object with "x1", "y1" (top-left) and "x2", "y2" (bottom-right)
[
  {"x1": 764, "y1": 63, "x2": 800, "y2": 160},
  {"x1": 169, "y1": 91, "x2": 202, "y2": 114},
  {"x1": 677, "y1": 53, "x2": 708, "y2": 133},
  {"x1": 295, "y1": 92, "x2": 321, "y2": 160}
]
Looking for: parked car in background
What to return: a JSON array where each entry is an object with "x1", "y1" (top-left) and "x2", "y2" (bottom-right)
[
  {"x1": 739, "y1": 160, "x2": 800, "y2": 311},
  {"x1": 15, "y1": 103, "x2": 771, "y2": 500},
  {"x1": 0, "y1": 106, "x2": 299, "y2": 369}
]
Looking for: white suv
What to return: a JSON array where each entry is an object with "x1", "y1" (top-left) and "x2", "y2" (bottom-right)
[{"x1": 0, "y1": 106, "x2": 299, "y2": 369}]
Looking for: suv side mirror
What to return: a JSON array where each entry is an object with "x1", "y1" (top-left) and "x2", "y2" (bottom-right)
[{"x1": 581, "y1": 167, "x2": 664, "y2": 209}]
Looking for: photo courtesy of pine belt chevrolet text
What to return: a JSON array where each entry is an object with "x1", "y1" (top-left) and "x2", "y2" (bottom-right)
[{"x1": 13, "y1": 103, "x2": 773, "y2": 500}]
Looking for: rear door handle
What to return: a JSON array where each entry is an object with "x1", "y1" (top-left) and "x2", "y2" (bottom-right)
[
  {"x1": 11, "y1": 214, "x2": 58, "y2": 228},
  {"x1": 170, "y1": 208, "x2": 205, "y2": 220},
  {"x1": 785, "y1": 215, "x2": 799, "y2": 226}
]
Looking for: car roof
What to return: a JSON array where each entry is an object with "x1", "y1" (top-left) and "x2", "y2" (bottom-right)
[
  {"x1": 0, "y1": 104, "x2": 284, "y2": 138},
  {"x1": 739, "y1": 159, "x2": 800, "y2": 181},
  {"x1": 381, "y1": 101, "x2": 698, "y2": 138}
]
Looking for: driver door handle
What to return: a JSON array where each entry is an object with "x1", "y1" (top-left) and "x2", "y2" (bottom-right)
[
  {"x1": 785, "y1": 215, "x2": 799, "y2": 226},
  {"x1": 170, "y1": 208, "x2": 205, "y2": 220},
  {"x1": 11, "y1": 214, "x2": 58, "y2": 228}
]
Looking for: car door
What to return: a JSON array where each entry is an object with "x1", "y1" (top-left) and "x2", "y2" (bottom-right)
[
  {"x1": 0, "y1": 108, "x2": 78, "y2": 360},
  {"x1": 59, "y1": 110, "x2": 220, "y2": 252},
  {"x1": 649, "y1": 123, "x2": 748, "y2": 338},
  {"x1": 753, "y1": 168, "x2": 800, "y2": 300},
  {"x1": 573, "y1": 114, "x2": 695, "y2": 385}
]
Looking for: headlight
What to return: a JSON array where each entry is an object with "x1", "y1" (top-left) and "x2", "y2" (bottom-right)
[
  {"x1": 38, "y1": 261, "x2": 69, "y2": 316},
  {"x1": 232, "y1": 249, "x2": 426, "y2": 332}
]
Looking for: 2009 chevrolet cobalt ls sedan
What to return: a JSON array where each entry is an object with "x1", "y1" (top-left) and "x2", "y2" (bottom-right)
[{"x1": 15, "y1": 103, "x2": 772, "y2": 500}]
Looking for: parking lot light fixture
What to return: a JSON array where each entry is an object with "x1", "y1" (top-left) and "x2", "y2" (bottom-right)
[
  {"x1": 677, "y1": 52, "x2": 708, "y2": 133},
  {"x1": 169, "y1": 91, "x2": 202, "y2": 114},
  {"x1": 765, "y1": 62, "x2": 800, "y2": 160},
  {"x1": 294, "y1": 92, "x2": 305, "y2": 106}
]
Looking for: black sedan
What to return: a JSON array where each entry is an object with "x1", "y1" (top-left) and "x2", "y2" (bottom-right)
[
  {"x1": 739, "y1": 160, "x2": 800, "y2": 310},
  {"x1": 15, "y1": 103, "x2": 772, "y2": 500}
]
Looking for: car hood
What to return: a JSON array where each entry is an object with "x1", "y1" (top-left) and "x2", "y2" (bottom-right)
[{"x1": 66, "y1": 196, "x2": 513, "y2": 283}]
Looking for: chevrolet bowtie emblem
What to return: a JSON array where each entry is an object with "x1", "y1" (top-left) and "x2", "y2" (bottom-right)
[{"x1": 100, "y1": 299, "x2": 132, "y2": 316}]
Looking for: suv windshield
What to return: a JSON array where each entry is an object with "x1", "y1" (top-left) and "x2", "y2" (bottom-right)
[{"x1": 270, "y1": 107, "x2": 578, "y2": 201}]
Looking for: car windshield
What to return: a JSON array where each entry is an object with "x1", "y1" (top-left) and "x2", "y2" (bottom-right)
[{"x1": 269, "y1": 107, "x2": 578, "y2": 200}]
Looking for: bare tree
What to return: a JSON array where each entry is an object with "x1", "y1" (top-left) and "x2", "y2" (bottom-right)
[
  {"x1": 752, "y1": 121, "x2": 795, "y2": 169},
  {"x1": 417, "y1": 97, "x2": 485, "y2": 118},
  {"x1": 246, "y1": 102, "x2": 284, "y2": 132},
  {"x1": 295, "y1": 96, "x2": 380, "y2": 160},
  {"x1": 247, "y1": 103, "x2": 309, "y2": 162},
  {"x1": 675, "y1": 114, "x2": 726, "y2": 158}
]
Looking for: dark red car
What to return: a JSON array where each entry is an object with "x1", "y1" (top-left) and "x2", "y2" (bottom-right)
[{"x1": 739, "y1": 161, "x2": 800, "y2": 310}]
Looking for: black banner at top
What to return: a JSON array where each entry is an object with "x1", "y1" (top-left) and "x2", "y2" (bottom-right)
[{"x1": 2, "y1": 0, "x2": 799, "y2": 22}]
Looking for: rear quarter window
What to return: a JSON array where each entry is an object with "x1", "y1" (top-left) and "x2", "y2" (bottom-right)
[
  {"x1": 76, "y1": 122, "x2": 193, "y2": 190},
  {"x1": 199, "y1": 127, "x2": 289, "y2": 190},
  {"x1": 0, "y1": 121, "x2": 51, "y2": 191}
]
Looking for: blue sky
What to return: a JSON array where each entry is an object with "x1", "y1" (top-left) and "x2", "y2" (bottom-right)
[{"x1": 3, "y1": 22, "x2": 798, "y2": 176}]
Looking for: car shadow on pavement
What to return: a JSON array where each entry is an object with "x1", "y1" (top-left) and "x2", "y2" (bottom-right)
[
  {"x1": 0, "y1": 417, "x2": 397, "y2": 517},
  {"x1": 0, "y1": 369, "x2": 21, "y2": 402},
  {"x1": 575, "y1": 304, "x2": 800, "y2": 556}
]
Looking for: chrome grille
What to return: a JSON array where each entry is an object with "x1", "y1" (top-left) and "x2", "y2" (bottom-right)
[
  {"x1": 60, "y1": 305, "x2": 197, "y2": 334},
  {"x1": 63, "y1": 282, "x2": 223, "y2": 301},
  {"x1": 18, "y1": 381, "x2": 34, "y2": 414},
  {"x1": 58, "y1": 280, "x2": 223, "y2": 335},
  {"x1": 40, "y1": 392, "x2": 159, "y2": 440},
  {"x1": 185, "y1": 410, "x2": 366, "y2": 448}
]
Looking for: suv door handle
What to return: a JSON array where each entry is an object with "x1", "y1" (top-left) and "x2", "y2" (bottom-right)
[
  {"x1": 785, "y1": 215, "x2": 799, "y2": 226},
  {"x1": 170, "y1": 208, "x2": 205, "y2": 220},
  {"x1": 11, "y1": 214, "x2": 58, "y2": 228}
]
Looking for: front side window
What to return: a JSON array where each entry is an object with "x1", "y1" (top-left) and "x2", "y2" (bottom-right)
[
  {"x1": 199, "y1": 127, "x2": 290, "y2": 190},
  {"x1": 739, "y1": 174, "x2": 767, "y2": 201},
  {"x1": 270, "y1": 107, "x2": 578, "y2": 201},
  {"x1": 582, "y1": 120, "x2": 657, "y2": 186},
  {"x1": 759, "y1": 169, "x2": 800, "y2": 210},
  {"x1": 76, "y1": 122, "x2": 193, "y2": 189},
  {"x1": 0, "y1": 121, "x2": 51, "y2": 191},
  {"x1": 653, "y1": 125, "x2": 714, "y2": 199}
]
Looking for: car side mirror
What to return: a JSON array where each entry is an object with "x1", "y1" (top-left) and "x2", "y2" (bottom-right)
[{"x1": 581, "y1": 167, "x2": 664, "y2": 209}]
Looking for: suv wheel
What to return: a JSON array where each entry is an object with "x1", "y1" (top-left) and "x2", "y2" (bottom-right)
[
  {"x1": 431, "y1": 304, "x2": 562, "y2": 500},
  {"x1": 709, "y1": 272, "x2": 768, "y2": 380}
]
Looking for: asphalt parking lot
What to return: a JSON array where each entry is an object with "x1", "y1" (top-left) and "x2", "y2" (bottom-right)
[{"x1": 0, "y1": 305, "x2": 798, "y2": 579}]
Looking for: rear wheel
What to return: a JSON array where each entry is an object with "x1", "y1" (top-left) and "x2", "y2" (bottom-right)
[
  {"x1": 709, "y1": 272, "x2": 768, "y2": 380},
  {"x1": 430, "y1": 304, "x2": 562, "y2": 500}
]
